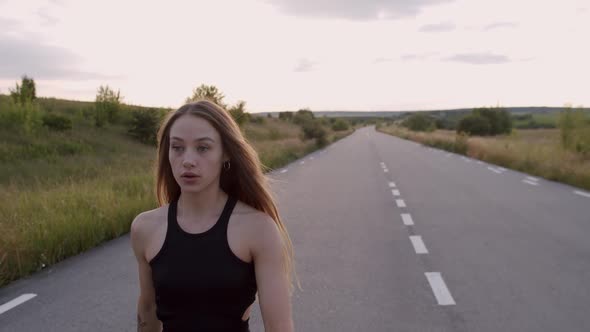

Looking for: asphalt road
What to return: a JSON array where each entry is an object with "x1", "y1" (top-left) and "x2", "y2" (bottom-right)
[{"x1": 1, "y1": 125, "x2": 589, "y2": 331}]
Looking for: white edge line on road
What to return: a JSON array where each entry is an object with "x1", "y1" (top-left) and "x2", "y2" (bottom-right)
[
  {"x1": 526, "y1": 176, "x2": 539, "y2": 182},
  {"x1": 280, "y1": 169, "x2": 288, "y2": 173},
  {"x1": 488, "y1": 167, "x2": 502, "y2": 174},
  {"x1": 425, "y1": 273, "x2": 456, "y2": 306},
  {"x1": 388, "y1": 182, "x2": 396, "y2": 188},
  {"x1": 396, "y1": 199, "x2": 406, "y2": 208},
  {"x1": 574, "y1": 190, "x2": 590, "y2": 198},
  {"x1": 392, "y1": 189, "x2": 400, "y2": 196},
  {"x1": 522, "y1": 180, "x2": 539, "y2": 186},
  {"x1": 0, "y1": 294, "x2": 37, "y2": 315},
  {"x1": 401, "y1": 213, "x2": 414, "y2": 225},
  {"x1": 409, "y1": 236, "x2": 429, "y2": 254}
]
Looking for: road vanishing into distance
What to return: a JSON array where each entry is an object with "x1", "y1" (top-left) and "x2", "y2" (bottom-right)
[{"x1": 1, "y1": 125, "x2": 589, "y2": 331}]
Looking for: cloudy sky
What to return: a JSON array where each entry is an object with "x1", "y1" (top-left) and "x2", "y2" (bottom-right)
[{"x1": 0, "y1": 0, "x2": 588, "y2": 112}]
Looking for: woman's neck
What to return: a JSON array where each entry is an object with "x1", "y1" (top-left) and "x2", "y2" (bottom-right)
[{"x1": 177, "y1": 186, "x2": 227, "y2": 224}]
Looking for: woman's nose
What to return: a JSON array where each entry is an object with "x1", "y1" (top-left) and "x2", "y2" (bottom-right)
[{"x1": 182, "y1": 160, "x2": 194, "y2": 168}]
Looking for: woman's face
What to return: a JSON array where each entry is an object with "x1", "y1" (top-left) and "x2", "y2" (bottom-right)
[{"x1": 168, "y1": 114, "x2": 227, "y2": 192}]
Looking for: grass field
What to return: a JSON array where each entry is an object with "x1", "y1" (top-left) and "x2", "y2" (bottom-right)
[{"x1": 0, "y1": 103, "x2": 355, "y2": 287}]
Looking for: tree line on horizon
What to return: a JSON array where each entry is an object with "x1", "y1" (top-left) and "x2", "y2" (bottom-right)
[{"x1": 0, "y1": 76, "x2": 352, "y2": 148}]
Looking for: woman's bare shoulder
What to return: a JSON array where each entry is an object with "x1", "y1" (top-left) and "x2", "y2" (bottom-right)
[
  {"x1": 234, "y1": 201, "x2": 274, "y2": 224},
  {"x1": 234, "y1": 200, "x2": 280, "y2": 242},
  {"x1": 131, "y1": 204, "x2": 169, "y2": 237}
]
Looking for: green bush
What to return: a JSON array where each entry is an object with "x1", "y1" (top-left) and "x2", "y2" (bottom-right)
[
  {"x1": 403, "y1": 113, "x2": 436, "y2": 132},
  {"x1": 301, "y1": 120, "x2": 327, "y2": 147},
  {"x1": 331, "y1": 119, "x2": 350, "y2": 131},
  {"x1": 127, "y1": 109, "x2": 162, "y2": 145},
  {"x1": 560, "y1": 105, "x2": 590, "y2": 155},
  {"x1": 473, "y1": 107, "x2": 512, "y2": 135},
  {"x1": 0, "y1": 100, "x2": 43, "y2": 135},
  {"x1": 42, "y1": 113, "x2": 72, "y2": 131},
  {"x1": 293, "y1": 109, "x2": 315, "y2": 125},
  {"x1": 278, "y1": 111, "x2": 293, "y2": 121},
  {"x1": 457, "y1": 114, "x2": 491, "y2": 136},
  {"x1": 95, "y1": 85, "x2": 123, "y2": 127},
  {"x1": 250, "y1": 115, "x2": 266, "y2": 124}
]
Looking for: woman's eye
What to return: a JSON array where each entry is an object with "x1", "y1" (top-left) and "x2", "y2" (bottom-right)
[
  {"x1": 198, "y1": 146, "x2": 209, "y2": 152},
  {"x1": 171, "y1": 146, "x2": 184, "y2": 151}
]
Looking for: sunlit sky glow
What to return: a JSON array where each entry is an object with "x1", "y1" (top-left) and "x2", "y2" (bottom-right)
[{"x1": 0, "y1": 0, "x2": 588, "y2": 112}]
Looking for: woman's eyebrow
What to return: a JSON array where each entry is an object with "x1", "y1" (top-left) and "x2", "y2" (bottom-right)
[{"x1": 171, "y1": 136, "x2": 215, "y2": 142}]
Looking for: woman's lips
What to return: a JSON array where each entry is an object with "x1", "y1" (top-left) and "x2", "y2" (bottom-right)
[{"x1": 181, "y1": 174, "x2": 200, "y2": 182}]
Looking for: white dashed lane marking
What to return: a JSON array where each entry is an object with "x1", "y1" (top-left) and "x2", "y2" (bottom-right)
[
  {"x1": 0, "y1": 294, "x2": 37, "y2": 315},
  {"x1": 425, "y1": 273, "x2": 456, "y2": 306},
  {"x1": 401, "y1": 213, "x2": 414, "y2": 226},
  {"x1": 391, "y1": 189, "x2": 400, "y2": 196},
  {"x1": 574, "y1": 190, "x2": 590, "y2": 198},
  {"x1": 409, "y1": 236, "x2": 429, "y2": 254},
  {"x1": 396, "y1": 199, "x2": 406, "y2": 208},
  {"x1": 388, "y1": 182, "x2": 396, "y2": 188},
  {"x1": 488, "y1": 167, "x2": 503, "y2": 174}
]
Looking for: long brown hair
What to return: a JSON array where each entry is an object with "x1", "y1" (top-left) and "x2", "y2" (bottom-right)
[{"x1": 154, "y1": 99, "x2": 300, "y2": 295}]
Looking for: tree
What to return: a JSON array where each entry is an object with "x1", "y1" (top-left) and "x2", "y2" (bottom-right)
[
  {"x1": 186, "y1": 84, "x2": 226, "y2": 108},
  {"x1": 293, "y1": 108, "x2": 315, "y2": 125},
  {"x1": 9, "y1": 75, "x2": 37, "y2": 105},
  {"x1": 95, "y1": 85, "x2": 123, "y2": 127},
  {"x1": 279, "y1": 111, "x2": 293, "y2": 121},
  {"x1": 473, "y1": 106, "x2": 512, "y2": 135},
  {"x1": 228, "y1": 100, "x2": 247, "y2": 126},
  {"x1": 457, "y1": 114, "x2": 491, "y2": 136}
]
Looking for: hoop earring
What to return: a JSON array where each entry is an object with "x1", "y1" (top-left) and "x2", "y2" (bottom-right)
[{"x1": 223, "y1": 160, "x2": 231, "y2": 171}]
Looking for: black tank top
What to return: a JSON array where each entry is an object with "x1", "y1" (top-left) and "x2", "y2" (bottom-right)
[{"x1": 149, "y1": 195, "x2": 258, "y2": 332}]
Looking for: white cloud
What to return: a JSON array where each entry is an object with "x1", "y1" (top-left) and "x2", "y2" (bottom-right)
[
  {"x1": 419, "y1": 22, "x2": 455, "y2": 32},
  {"x1": 265, "y1": 0, "x2": 454, "y2": 20},
  {"x1": 294, "y1": 58, "x2": 317, "y2": 72},
  {"x1": 444, "y1": 52, "x2": 511, "y2": 65},
  {"x1": 483, "y1": 21, "x2": 518, "y2": 31}
]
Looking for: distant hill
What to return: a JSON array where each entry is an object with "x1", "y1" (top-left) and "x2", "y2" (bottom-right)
[
  {"x1": 2, "y1": 94, "x2": 586, "y2": 120},
  {"x1": 258, "y1": 107, "x2": 589, "y2": 119}
]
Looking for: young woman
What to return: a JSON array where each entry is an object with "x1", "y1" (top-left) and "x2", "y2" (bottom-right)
[{"x1": 130, "y1": 100, "x2": 298, "y2": 331}]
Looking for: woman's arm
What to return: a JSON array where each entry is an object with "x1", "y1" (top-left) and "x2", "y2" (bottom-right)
[
  {"x1": 131, "y1": 213, "x2": 163, "y2": 332},
  {"x1": 252, "y1": 216, "x2": 295, "y2": 332}
]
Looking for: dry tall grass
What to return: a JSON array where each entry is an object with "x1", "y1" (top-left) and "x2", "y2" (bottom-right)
[{"x1": 377, "y1": 125, "x2": 590, "y2": 191}]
